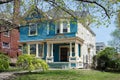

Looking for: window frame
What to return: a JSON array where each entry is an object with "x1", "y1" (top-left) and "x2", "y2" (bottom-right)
[
  {"x1": 29, "y1": 23, "x2": 38, "y2": 36},
  {"x1": 3, "y1": 31, "x2": 10, "y2": 37},
  {"x1": 2, "y1": 42, "x2": 10, "y2": 48},
  {"x1": 38, "y1": 44, "x2": 44, "y2": 58},
  {"x1": 55, "y1": 20, "x2": 70, "y2": 34}
]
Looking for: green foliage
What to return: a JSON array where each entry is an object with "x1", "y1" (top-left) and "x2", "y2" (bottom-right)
[
  {"x1": 0, "y1": 53, "x2": 10, "y2": 71},
  {"x1": 96, "y1": 47, "x2": 120, "y2": 71},
  {"x1": 17, "y1": 54, "x2": 48, "y2": 72}
]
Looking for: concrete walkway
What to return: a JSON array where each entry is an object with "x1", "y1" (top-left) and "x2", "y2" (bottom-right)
[{"x1": 0, "y1": 72, "x2": 15, "y2": 80}]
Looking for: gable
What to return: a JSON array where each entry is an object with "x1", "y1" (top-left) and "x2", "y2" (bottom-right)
[{"x1": 23, "y1": 5, "x2": 48, "y2": 20}]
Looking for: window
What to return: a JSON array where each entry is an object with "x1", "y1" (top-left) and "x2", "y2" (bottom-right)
[
  {"x1": 63, "y1": 21, "x2": 68, "y2": 33},
  {"x1": 4, "y1": 31, "x2": 10, "y2": 37},
  {"x1": 18, "y1": 46, "x2": 22, "y2": 51},
  {"x1": 29, "y1": 24, "x2": 37, "y2": 36},
  {"x1": 38, "y1": 44, "x2": 44, "y2": 57},
  {"x1": 30, "y1": 44, "x2": 36, "y2": 56},
  {"x1": 55, "y1": 21, "x2": 70, "y2": 34},
  {"x1": 56, "y1": 22, "x2": 60, "y2": 34},
  {"x1": 2, "y1": 42, "x2": 9, "y2": 48}
]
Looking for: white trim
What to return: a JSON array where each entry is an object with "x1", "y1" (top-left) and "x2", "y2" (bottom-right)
[
  {"x1": 47, "y1": 43, "x2": 50, "y2": 57},
  {"x1": 27, "y1": 44, "x2": 30, "y2": 55},
  {"x1": 60, "y1": 21, "x2": 63, "y2": 33},
  {"x1": 36, "y1": 43, "x2": 38, "y2": 57},
  {"x1": 75, "y1": 43, "x2": 78, "y2": 57},
  {"x1": 67, "y1": 21, "x2": 70, "y2": 33},
  {"x1": 51, "y1": 43, "x2": 53, "y2": 57},
  {"x1": 70, "y1": 42, "x2": 72, "y2": 57}
]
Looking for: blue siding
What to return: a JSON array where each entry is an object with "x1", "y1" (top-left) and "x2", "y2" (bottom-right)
[
  {"x1": 78, "y1": 44, "x2": 81, "y2": 57},
  {"x1": 70, "y1": 20, "x2": 77, "y2": 33},
  {"x1": 49, "y1": 21, "x2": 55, "y2": 35},
  {"x1": 20, "y1": 22, "x2": 48, "y2": 42},
  {"x1": 53, "y1": 44, "x2": 59, "y2": 62}
]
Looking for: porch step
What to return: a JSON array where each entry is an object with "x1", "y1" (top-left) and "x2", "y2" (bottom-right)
[{"x1": 48, "y1": 62, "x2": 69, "y2": 69}]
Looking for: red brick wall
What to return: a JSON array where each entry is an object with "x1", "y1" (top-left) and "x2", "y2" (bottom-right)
[{"x1": 0, "y1": 28, "x2": 21, "y2": 58}]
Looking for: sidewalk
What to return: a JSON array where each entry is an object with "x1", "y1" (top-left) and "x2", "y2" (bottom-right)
[{"x1": 0, "y1": 72, "x2": 15, "y2": 80}]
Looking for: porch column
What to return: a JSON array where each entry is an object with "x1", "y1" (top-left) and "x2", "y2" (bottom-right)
[
  {"x1": 51, "y1": 43, "x2": 53, "y2": 57},
  {"x1": 75, "y1": 42, "x2": 78, "y2": 57},
  {"x1": 28, "y1": 44, "x2": 30, "y2": 55},
  {"x1": 70, "y1": 42, "x2": 72, "y2": 57},
  {"x1": 36, "y1": 43, "x2": 38, "y2": 57},
  {"x1": 60, "y1": 21, "x2": 63, "y2": 33},
  {"x1": 47, "y1": 43, "x2": 50, "y2": 57}
]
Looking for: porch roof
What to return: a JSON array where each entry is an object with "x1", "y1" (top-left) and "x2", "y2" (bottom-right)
[{"x1": 45, "y1": 37, "x2": 84, "y2": 44}]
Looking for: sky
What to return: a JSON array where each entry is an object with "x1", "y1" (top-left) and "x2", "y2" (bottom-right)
[
  {"x1": 91, "y1": 25, "x2": 116, "y2": 45},
  {"x1": 91, "y1": 16, "x2": 116, "y2": 46}
]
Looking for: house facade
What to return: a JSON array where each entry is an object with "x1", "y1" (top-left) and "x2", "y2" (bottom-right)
[
  {"x1": 20, "y1": 6, "x2": 96, "y2": 68},
  {"x1": 96, "y1": 42, "x2": 106, "y2": 53},
  {"x1": 0, "y1": 27, "x2": 21, "y2": 58}
]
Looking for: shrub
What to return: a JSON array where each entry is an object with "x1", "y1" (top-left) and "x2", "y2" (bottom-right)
[
  {"x1": 17, "y1": 54, "x2": 48, "y2": 72},
  {"x1": 96, "y1": 47, "x2": 120, "y2": 71},
  {"x1": 0, "y1": 53, "x2": 10, "y2": 71}
]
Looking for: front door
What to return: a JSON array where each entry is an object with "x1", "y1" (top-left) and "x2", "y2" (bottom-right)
[{"x1": 60, "y1": 47, "x2": 68, "y2": 62}]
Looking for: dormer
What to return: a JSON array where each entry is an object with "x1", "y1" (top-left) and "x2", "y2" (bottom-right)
[{"x1": 22, "y1": 5, "x2": 48, "y2": 21}]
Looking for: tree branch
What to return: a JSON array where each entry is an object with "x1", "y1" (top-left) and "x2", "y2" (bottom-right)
[
  {"x1": 0, "y1": 0, "x2": 13, "y2": 4},
  {"x1": 46, "y1": 0, "x2": 77, "y2": 19},
  {"x1": 75, "y1": 0, "x2": 110, "y2": 18}
]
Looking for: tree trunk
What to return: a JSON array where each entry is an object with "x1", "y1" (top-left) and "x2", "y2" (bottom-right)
[{"x1": 13, "y1": 0, "x2": 20, "y2": 25}]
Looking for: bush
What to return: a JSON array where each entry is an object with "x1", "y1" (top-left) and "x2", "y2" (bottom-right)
[
  {"x1": 96, "y1": 47, "x2": 120, "y2": 71},
  {"x1": 0, "y1": 53, "x2": 10, "y2": 71},
  {"x1": 17, "y1": 54, "x2": 48, "y2": 72}
]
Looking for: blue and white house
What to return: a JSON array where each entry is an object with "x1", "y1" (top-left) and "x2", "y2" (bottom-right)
[{"x1": 20, "y1": 6, "x2": 96, "y2": 68}]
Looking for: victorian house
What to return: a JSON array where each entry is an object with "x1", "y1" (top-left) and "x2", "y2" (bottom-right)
[{"x1": 19, "y1": 6, "x2": 96, "y2": 68}]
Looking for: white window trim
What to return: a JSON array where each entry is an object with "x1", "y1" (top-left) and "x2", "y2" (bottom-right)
[
  {"x1": 3, "y1": 31, "x2": 10, "y2": 37},
  {"x1": 27, "y1": 43, "x2": 44, "y2": 58},
  {"x1": 2, "y1": 42, "x2": 10, "y2": 49},
  {"x1": 28, "y1": 23, "x2": 38, "y2": 36},
  {"x1": 55, "y1": 20, "x2": 70, "y2": 34}
]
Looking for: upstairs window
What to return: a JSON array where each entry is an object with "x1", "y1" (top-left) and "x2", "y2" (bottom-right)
[
  {"x1": 4, "y1": 31, "x2": 10, "y2": 37},
  {"x1": 55, "y1": 20, "x2": 70, "y2": 34},
  {"x1": 56, "y1": 22, "x2": 60, "y2": 34},
  {"x1": 29, "y1": 24, "x2": 37, "y2": 36},
  {"x1": 63, "y1": 21, "x2": 68, "y2": 33},
  {"x1": 2, "y1": 42, "x2": 9, "y2": 48}
]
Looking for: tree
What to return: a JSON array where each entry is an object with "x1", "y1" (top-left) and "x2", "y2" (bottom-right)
[
  {"x1": 17, "y1": 54, "x2": 48, "y2": 72},
  {"x1": 96, "y1": 47, "x2": 118, "y2": 71},
  {"x1": 108, "y1": 11, "x2": 120, "y2": 52},
  {"x1": 0, "y1": 0, "x2": 120, "y2": 32}
]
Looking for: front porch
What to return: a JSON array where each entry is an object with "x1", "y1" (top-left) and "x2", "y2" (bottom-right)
[{"x1": 46, "y1": 37, "x2": 84, "y2": 68}]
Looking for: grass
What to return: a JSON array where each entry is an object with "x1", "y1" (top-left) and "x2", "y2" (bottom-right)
[{"x1": 14, "y1": 69, "x2": 120, "y2": 80}]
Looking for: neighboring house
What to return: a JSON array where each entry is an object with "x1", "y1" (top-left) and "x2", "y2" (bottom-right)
[
  {"x1": 0, "y1": 25, "x2": 21, "y2": 60},
  {"x1": 20, "y1": 6, "x2": 96, "y2": 68},
  {"x1": 96, "y1": 42, "x2": 106, "y2": 53}
]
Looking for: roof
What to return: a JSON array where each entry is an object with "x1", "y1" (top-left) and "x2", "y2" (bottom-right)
[{"x1": 46, "y1": 7, "x2": 88, "y2": 20}]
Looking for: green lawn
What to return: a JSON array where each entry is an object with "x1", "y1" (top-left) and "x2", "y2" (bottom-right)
[{"x1": 14, "y1": 69, "x2": 120, "y2": 80}]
